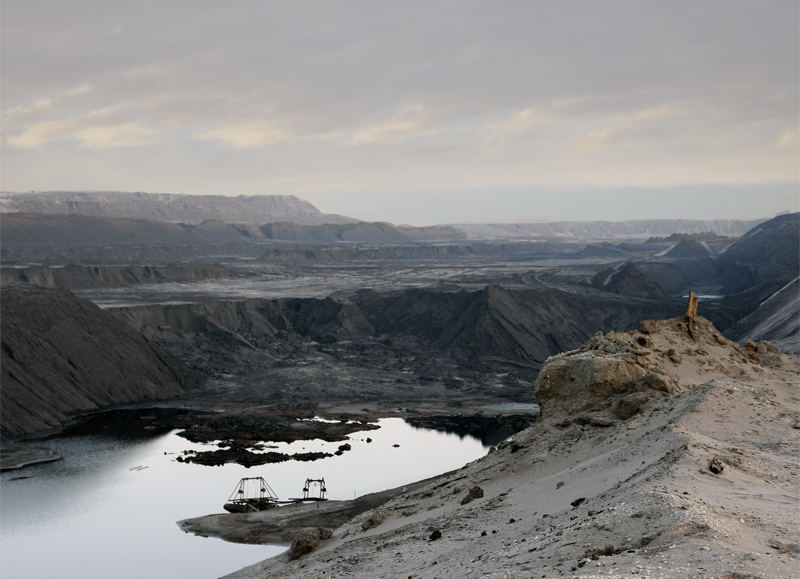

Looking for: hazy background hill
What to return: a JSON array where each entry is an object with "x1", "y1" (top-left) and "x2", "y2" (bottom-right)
[
  {"x1": 0, "y1": 191, "x2": 767, "y2": 242},
  {"x1": 0, "y1": 213, "x2": 465, "y2": 250},
  {"x1": 453, "y1": 219, "x2": 764, "y2": 240},
  {"x1": 0, "y1": 191, "x2": 355, "y2": 225}
]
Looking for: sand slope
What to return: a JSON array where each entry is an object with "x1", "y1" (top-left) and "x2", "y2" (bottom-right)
[{"x1": 225, "y1": 315, "x2": 799, "y2": 578}]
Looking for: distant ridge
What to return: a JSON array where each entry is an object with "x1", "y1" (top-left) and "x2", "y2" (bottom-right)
[
  {"x1": 0, "y1": 213, "x2": 465, "y2": 249},
  {"x1": 452, "y1": 219, "x2": 765, "y2": 240},
  {"x1": 0, "y1": 191, "x2": 357, "y2": 225}
]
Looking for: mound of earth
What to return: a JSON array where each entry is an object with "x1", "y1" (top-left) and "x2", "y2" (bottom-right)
[
  {"x1": 591, "y1": 261, "x2": 668, "y2": 299},
  {"x1": 718, "y1": 212, "x2": 799, "y2": 294},
  {"x1": 664, "y1": 240, "x2": 712, "y2": 259},
  {"x1": 0, "y1": 284, "x2": 195, "y2": 440},
  {"x1": 732, "y1": 277, "x2": 800, "y2": 352},
  {"x1": 222, "y1": 315, "x2": 799, "y2": 578}
]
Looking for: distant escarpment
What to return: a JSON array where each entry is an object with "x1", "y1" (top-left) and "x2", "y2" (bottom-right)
[
  {"x1": 1, "y1": 263, "x2": 237, "y2": 290},
  {"x1": 259, "y1": 222, "x2": 465, "y2": 243},
  {"x1": 453, "y1": 218, "x2": 764, "y2": 240},
  {"x1": 0, "y1": 191, "x2": 355, "y2": 225},
  {"x1": 0, "y1": 213, "x2": 464, "y2": 258},
  {"x1": 0, "y1": 284, "x2": 195, "y2": 438},
  {"x1": 0, "y1": 213, "x2": 251, "y2": 248}
]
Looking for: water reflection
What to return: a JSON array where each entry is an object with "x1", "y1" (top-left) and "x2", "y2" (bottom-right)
[{"x1": 1, "y1": 418, "x2": 487, "y2": 579}]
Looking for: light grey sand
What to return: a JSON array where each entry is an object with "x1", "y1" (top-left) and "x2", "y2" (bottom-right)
[{"x1": 187, "y1": 317, "x2": 799, "y2": 578}]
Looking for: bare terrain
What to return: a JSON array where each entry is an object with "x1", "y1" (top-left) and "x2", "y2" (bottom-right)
[
  {"x1": 1, "y1": 193, "x2": 797, "y2": 577},
  {"x1": 220, "y1": 316, "x2": 800, "y2": 578}
]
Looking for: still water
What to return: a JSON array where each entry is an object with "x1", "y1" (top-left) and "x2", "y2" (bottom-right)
[{"x1": 0, "y1": 418, "x2": 488, "y2": 579}]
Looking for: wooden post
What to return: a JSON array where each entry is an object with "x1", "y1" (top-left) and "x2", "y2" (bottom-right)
[{"x1": 686, "y1": 291, "x2": 698, "y2": 337}]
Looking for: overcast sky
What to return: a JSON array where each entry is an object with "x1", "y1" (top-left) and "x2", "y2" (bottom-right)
[{"x1": 2, "y1": 1, "x2": 798, "y2": 224}]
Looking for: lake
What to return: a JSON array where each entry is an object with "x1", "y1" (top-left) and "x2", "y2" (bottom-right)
[{"x1": 0, "y1": 418, "x2": 488, "y2": 578}]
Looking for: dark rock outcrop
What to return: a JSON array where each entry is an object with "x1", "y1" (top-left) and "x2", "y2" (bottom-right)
[{"x1": 460, "y1": 486, "x2": 484, "y2": 505}]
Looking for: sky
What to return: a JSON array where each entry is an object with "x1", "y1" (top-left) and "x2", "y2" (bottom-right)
[{"x1": 1, "y1": 1, "x2": 798, "y2": 225}]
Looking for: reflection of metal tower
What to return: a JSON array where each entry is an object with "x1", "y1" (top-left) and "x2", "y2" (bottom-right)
[{"x1": 302, "y1": 478, "x2": 327, "y2": 500}]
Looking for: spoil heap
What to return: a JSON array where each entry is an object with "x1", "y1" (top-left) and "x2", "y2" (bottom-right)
[
  {"x1": 228, "y1": 315, "x2": 799, "y2": 578},
  {"x1": 0, "y1": 284, "x2": 193, "y2": 439}
]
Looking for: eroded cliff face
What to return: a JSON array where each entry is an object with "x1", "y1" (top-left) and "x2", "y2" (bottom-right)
[
  {"x1": 0, "y1": 284, "x2": 195, "y2": 438},
  {"x1": 107, "y1": 286, "x2": 685, "y2": 407},
  {"x1": 115, "y1": 286, "x2": 684, "y2": 373},
  {"x1": 0, "y1": 263, "x2": 235, "y2": 290}
]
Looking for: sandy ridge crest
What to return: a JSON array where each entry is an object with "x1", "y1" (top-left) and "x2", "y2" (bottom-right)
[{"x1": 226, "y1": 316, "x2": 799, "y2": 578}]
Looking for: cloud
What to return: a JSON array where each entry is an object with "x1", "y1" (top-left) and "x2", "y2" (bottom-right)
[
  {"x1": 75, "y1": 123, "x2": 159, "y2": 149},
  {"x1": 123, "y1": 64, "x2": 169, "y2": 79},
  {"x1": 5, "y1": 119, "x2": 76, "y2": 148},
  {"x1": 774, "y1": 128, "x2": 799, "y2": 152},
  {"x1": 2, "y1": 1, "x2": 797, "y2": 221},
  {"x1": 568, "y1": 99, "x2": 720, "y2": 151},
  {"x1": 482, "y1": 107, "x2": 560, "y2": 153},
  {"x1": 5, "y1": 111, "x2": 159, "y2": 150},
  {"x1": 3, "y1": 85, "x2": 89, "y2": 122},
  {"x1": 347, "y1": 105, "x2": 436, "y2": 145},
  {"x1": 196, "y1": 122, "x2": 289, "y2": 148},
  {"x1": 65, "y1": 85, "x2": 93, "y2": 97}
]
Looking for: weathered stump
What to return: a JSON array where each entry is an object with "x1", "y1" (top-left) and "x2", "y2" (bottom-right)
[{"x1": 686, "y1": 291, "x2": 699, "y2": 337}]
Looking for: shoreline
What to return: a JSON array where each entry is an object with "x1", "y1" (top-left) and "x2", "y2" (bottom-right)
[
  {"x1": 0, "y1": 395, "x2": 536, "y2": 471},
  {"x1": 0, "y1": 442, "x2": 62, "y2": 472},
  {"x1": 178, "y1": 472, "x2": 451, "y2": 545}
]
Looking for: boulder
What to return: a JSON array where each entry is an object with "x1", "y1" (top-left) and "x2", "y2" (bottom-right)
[
  {"x1": 460, "y1": 485, "x2": 485, "y2": 505},
  {"x1": 535, "y1": 352, "x2": 649, "y2": 412},
  {"x1": 361, "y1": 509, "x2": 389, "y2": 530},
  {"x1": 288, "y1": 527, "x2": 333, "y2": 559},
  {"x1": 615, "y1": 391, "x2": 653, "y2": 420}
]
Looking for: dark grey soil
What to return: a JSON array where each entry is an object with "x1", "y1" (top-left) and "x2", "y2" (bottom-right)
[
  {"x1": 0, "y1": 284, "x2": 196, "y2": 439},
  {"x1": 2, "y1": 212, "x2": 796, "y2": 469}
]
